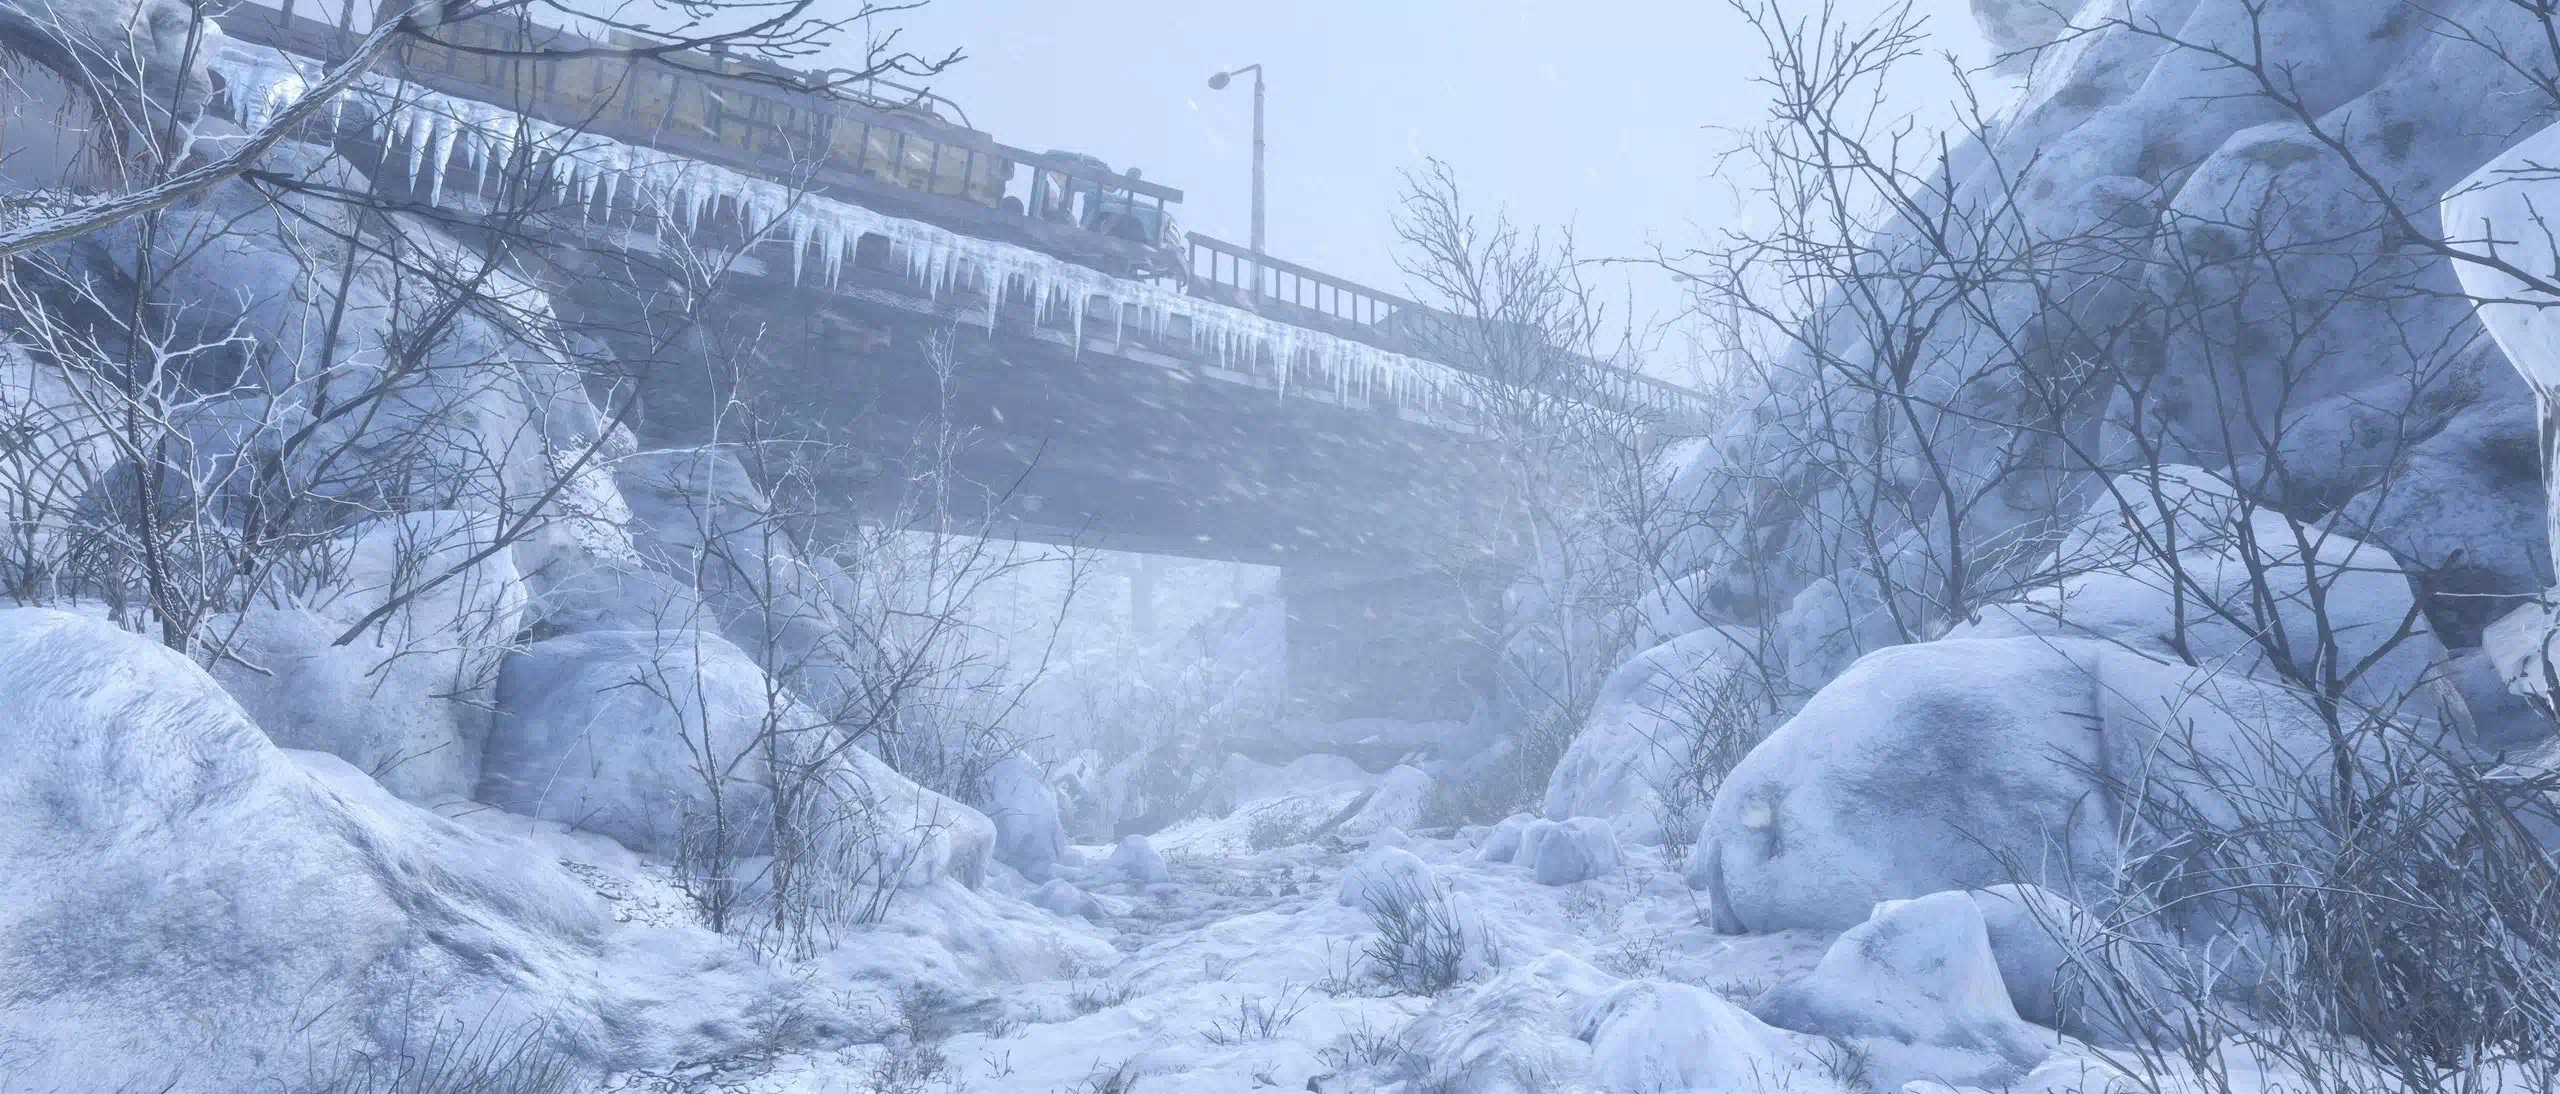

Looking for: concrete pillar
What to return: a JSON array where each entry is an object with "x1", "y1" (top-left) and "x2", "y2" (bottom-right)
[{"x1": 1283, "y1": 566, "x2": 1494, "y2": 723}]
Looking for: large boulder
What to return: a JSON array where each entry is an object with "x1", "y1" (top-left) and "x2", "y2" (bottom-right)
[
  {"x1": 1691, "y1": 634, "x2": 2351, "y2": 935},
  {"x1": 477, "y1": 626, "x2": 993, "y2": 889},
  {"x1": 1690, "y1": 637, "x2": 2120, "y2": 934},
  {"x1": 209, "y1": 510, "x2": 529, "y2": 804},
  {"x1": 479, "y1": 628, "x2": 779, "y2": 855},
  {"x1": 0, "y1": 608, "x2": 611, "y2": 1092}
]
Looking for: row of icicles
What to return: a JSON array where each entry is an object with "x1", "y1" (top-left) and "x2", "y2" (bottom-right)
[{"x1": 210, "y1": 42, "x2": 1480, "y2": 417}]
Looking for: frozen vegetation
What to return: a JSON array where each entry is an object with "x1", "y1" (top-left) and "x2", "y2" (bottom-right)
[{"x1": 4, "y1": 0, "x2": 2560, "y2": 1092}]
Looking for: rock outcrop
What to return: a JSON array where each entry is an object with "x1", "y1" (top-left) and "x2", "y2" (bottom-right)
[{"x1": 0, "y1": 608, "x2": 610, "y2": 1092}]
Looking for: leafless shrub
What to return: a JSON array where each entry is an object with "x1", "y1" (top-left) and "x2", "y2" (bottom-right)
[
  {"x1": 1598, "y1": 929, "x2": 1672, "y2": 980},
  {"x1": 1360, "y1": 871, "x2": 1475, "y2": 997},
  {"x1": 1316, "y1": 1013, "x2": 1420, "y2": 1073},
  {"x1": 1197, "y1": 983, "x2": 1311, "y2": 1046},
  {"x1": 1643, "y1": 664, "x2": 1762, "y2": 865},
  {"x1": 292, "y1": 1013, "x2": 582, "y2": 1094},
  {"x1": 1058, "y1": 1057, "x2": 1142, "y2": 1094},
  {"x1": 1068, "y1": 977, "x2": 1136, "y2": 1016},
  {"x1": 1806, "y1": 1035, "x2": 1875, "y2": 1093}
]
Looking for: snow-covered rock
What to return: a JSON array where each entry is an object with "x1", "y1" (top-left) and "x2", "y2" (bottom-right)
[
  {"x1": 1337, "y1": 763, "x2": 1432, "y2": 837},
  {"x1": 1574, "y1": 980, "x2": 1809, "y2": 1094},
  {"x1": 1392, "y1": 951, "x2": 1618, "y2": 1091},
  {"x1": 1971, "y1": 0, "x2": 2073, "y2": 71},
  {"x1": 210, "y1": 511, "x2": 529, "y2": 805},
  {"x1": 1337, "y1": 844, "x2": 1434, "y2": 911},
  {"x1": 1108, "y1": 833, "x2": 1171, "y2": 885},
  {"x1": 983, "y1": 755, "x2": 1069, "y2": 881},
  {"x1": 1028, "y1": 878, "x2": 1104, "y2": 919},
  {"x1": 1544, "y1": 624, "x2": 1757, "y2": 843},
  {"x1": 1967, "y1": 884, "x2": 2124, "y2": 1040},
  {"x1": 1650, "y1": 0, "x2": 2557, "y2": 717},
  {"x1": 613, "y1": 446, "x2": 855, "y2": 711},
  {"x1": 0, "y1": 608, "x2": 611, "y2": 1092},
  {"x1": 1751, "y1": 891, "x2": 2054, "y2": 1089},
  {"x1": 0, "y1": 0, "x2": 221, "y2": 135},
  {"x1": 1692, "y1": 634, "x2": 2352, "y2": 935},
  {"x1": 1951, "y1": 465, "x2": 2444, "y2": 707},
  {"x1": 1691, "y1": 638, "x2": 2118, "y2": 933},
  {"x1": 1530, "y1": 817, "x2": 1620, "y2": 886},
  {"x1": 1477, "y1": 812, "x2": 1536, "y2": 863},
  {"x1": 478, "y1": 628, "x2": 778, "y2": 855}
]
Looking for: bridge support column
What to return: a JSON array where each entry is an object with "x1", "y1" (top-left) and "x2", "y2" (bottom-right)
[{"x1": 1284, "y1": 567, "x2": 1495, "y2": 723}]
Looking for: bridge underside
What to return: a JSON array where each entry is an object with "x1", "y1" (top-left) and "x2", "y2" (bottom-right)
[{"x1": 553, "y1": 248, "x2": 1505, "y2": 720}]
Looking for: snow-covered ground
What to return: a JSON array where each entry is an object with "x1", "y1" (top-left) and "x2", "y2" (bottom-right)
[{"x1": 490, "y1": 758, "x2": 2139, "y2": 1094}]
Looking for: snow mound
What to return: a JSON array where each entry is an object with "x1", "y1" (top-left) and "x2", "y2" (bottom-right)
[
  {"x1": 1109, "y1": 833, "x2": 1172, "y2": 884},
  {"x1": 1751, "y1": 891, "x2": 2056, "y2": 1090},
  {"x1": 0, "y1": 608, "x2": 610, "y2": 1092},
  {"x1": 985, "y1": 755, "x2": 1071, "y2": 881}
]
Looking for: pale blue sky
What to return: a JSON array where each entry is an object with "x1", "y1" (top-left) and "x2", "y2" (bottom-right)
[{"x1": 877, "y1": 1, "x2": 1989, "y2": 340}]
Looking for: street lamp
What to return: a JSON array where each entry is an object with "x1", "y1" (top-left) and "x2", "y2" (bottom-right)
[{"x1": 1207, "y1": 63, "x2": 1267, "y2": 294}]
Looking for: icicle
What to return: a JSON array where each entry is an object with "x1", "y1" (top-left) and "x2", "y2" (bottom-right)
[{"x1": 425, "y1": 115, "x2": 459, "y2": 206}]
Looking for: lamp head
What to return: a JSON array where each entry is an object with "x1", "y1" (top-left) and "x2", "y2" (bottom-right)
[{"x1": 1207, "y1": 71, "x2": 1231, "y2": 90}]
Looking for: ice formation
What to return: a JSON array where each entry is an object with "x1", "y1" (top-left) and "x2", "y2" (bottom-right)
[{"x1": 206, "y1": 43, "x2": 1544, "y2": 420}]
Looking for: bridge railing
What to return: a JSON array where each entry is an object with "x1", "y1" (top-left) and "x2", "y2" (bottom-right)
[{"x1": 1183, "y1": 233, "x2": 1715, "y2": 424}]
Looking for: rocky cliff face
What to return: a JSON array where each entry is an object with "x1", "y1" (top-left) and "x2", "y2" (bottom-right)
[
  {"x1": 1554, "y1": 0, "x2": 2560, "y2": 972},
  {"x1": 1665, "y1": 0, "x2": 2554, "y2": 662}
]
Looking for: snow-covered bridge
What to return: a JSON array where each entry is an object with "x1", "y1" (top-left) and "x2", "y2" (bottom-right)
[{"x1": 206, "y1": 3, "x2": 1705, "y2": 716}]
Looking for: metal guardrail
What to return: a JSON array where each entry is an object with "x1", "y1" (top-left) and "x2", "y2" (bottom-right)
[{"x1": 1185, "y1": 233, "x2": 1714, "y2": 423}]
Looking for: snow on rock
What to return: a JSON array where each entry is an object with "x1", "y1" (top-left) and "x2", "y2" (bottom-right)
[
  {"x1": 1750, "y1": 891, "x2": 2055, "y2": 1090},
  {"x1": 1967, "y1": 884, "x2": 2138, "y2": 1042},
  {"x1": 1697, "y1": 629, "x2": 2358, "y2": 978},
  {"x1": 0, "y1": 0, "x2": 221, "y2": 133},
  {"x1": 479, "y1": 628, "x2": 777, "y2": 855},
  {"x1": 1109, "y1": 833, "x2": 1172, "y2": 885},
  {"x1": 0, "y1": 608, "x2": 613, "y2": 1092},
  {"x1": 1337, "y1": 763, "x2": 1433, "y2": 837},
  {"x1": 1573, "y1": 980, "x2": 1819, "y2": 1094},
  {"x1": 1477, "y1": 812, "x2": 1537, "y2": 863},
  {"x1": 984, "y1": 755, "x2": 1071, "y2": 882},
  {"x1": 210, "y1": 510, "x2": 529, "y2": 804},
  {"x1": 1544, "y1": 624, "x2": 1756, "y2": 844},
  {"x1": 1029, "y1": 878, "x2": 1105, "y2": 919},
  {"x1": 2447, "y1": 122, "x2": 2560, "y2": 725},
  {"x1": 1654, "y1": 0, "x2": 2556, "y2": 717},
  {"x1": 1950, "y1": 465, "x2": 2444, "y2": 707},
  {"x1": 1530, "y1": 817, "x2": 1620, "y2": 886},
  {"x1": 1691, "y1": 637, "x2": 2121, "y2": 933},
  {"x1": 1392, "y1": 951, "x2": 1618, "y2": 1092},
  {"x1": 1337, "y1": 844, "x2": 1435, "y2": 910},
  {"x1": 1972, "y1": 0, "x2": 2073, "y2": 71}
]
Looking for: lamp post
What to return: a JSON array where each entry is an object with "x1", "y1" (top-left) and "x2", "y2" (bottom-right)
[{"x1": 1207, "y1": 63, "x2": 1266, "y2": 295}]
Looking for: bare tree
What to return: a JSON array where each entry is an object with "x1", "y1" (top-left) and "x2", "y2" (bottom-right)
[{"x1": 1392, "y1": 159, "x2": 1675, "y2": 818}]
